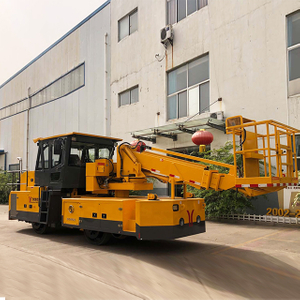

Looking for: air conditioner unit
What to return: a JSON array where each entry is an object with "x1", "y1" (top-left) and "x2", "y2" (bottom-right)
[
  {"x1": 209, "y1": 111, "x2": 224, "y2": 121},
  {"x1": 160, "y1": 25, "x2": 173, "y2": 46}
]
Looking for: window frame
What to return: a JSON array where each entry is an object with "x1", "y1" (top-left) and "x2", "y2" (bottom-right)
[
  {"x1": 167, "y1": 55, "x2": 209, "y2": 120},
  {"x1": 287, "y1": 10, "x2": 300, "y2": 96},
  {"x1": 69, "y1": 140, "x2": 114, "y2": 167},
  {"x1": 118, "y1": 86, "x2": 139, "y2": 107},
  {"x1": 42, "y1": 143, "x2": 50, "y2": 170},
  {"x1": 118, "y1": 8, "x2": 138, "y2": 41},
  {"x1": 8, "y1": 164, "x2": 20, "y2": 171},
  {"x1": 167, "y1": 0, "x2": 208, "y2": 25},
  {"x1": 291, "y1": 134, "x2": 300, "y2": 171},
  {"x1": 50, "y1": 139, "x2": 64, "y2": 168},
  {"x1": 35, "y1": 142, "x2": 50, "y2": 170}
]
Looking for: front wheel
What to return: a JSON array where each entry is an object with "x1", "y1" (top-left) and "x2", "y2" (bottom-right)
[
  {"x1": 32, "y1": 223, "x2": 48, "y2": 234},
  {"x1": 84, "y1": 230, "x2": 111, "y2": 245}
]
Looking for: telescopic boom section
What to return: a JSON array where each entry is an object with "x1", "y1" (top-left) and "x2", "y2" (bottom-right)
[
  {"x1": 115, "y1": 116, "x2": 299, "y2": 198},
  {"x1": 117, "y1": 144, "x2": 236, "y2": 197}
]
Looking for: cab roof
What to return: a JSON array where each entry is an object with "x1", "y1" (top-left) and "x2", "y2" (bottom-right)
[{"x1": 33, "y1": 132, "x2": 122, "y2": 143}]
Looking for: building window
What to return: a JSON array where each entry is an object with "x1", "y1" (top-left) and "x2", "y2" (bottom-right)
[
  {"x1": 118, "y1": 9, "x2": 138, "y2": 41},
  {"x1": 293, "y1": 135, "x2": 300, "y2": 171},
  {"x1": 167, "y1": 54, "x2": 209, "y2": 120},
  {"x1": 167, "y1": 0, "x2": 208, "y2": 24},
  {"x1": 287, "y1": 11, "x2": 300, "y2": 96},
  {"x1": 119, "y1": 86, "x2": 139, "y2": 107},
  {"x1": 9, "y1": 164, "x2": 20, "y2": 171},
  {"x1": 31, "y1": 63, "x2": 85, "y2": 107},
  {"x1": 9, "y1": 164, "x2": 20, "y2": 184},
  {"x1": 0, "y1": 63, "x2": 85, "y2": 121}
]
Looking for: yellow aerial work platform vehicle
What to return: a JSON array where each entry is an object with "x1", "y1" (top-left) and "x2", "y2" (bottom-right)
[{"x1": 9, "y1": 116, "x2": 299, "y2": 244}]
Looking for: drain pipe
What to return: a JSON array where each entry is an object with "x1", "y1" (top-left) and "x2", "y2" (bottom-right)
[
  {"x1": 104, "y1": 33, "x2": 107, "y2": 136},
  {"x1": 26, "y1": 87, "x2": 31, "y2": 177},
  {"x1": 4, "y1": 152, "x2": 7, "y2": 171},
  {"x1": 104, "y1": 32, "x2": 110, "y2": 136}
]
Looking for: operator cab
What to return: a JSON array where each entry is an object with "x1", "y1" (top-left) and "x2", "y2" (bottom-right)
[{"x1": 34, "y1": 133, "x2": 121, "y2": 191}]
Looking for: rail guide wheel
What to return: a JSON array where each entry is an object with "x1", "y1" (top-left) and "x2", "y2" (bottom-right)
[{"x1": 83, "y1": 229, "x2": 111, "y2": 245}]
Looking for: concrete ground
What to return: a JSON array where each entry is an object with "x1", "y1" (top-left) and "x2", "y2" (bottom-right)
[{"x1": 0, "y1": 205, "x2": 300, "y2": 300}]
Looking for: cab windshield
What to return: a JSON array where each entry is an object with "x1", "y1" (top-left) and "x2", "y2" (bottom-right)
[{"x1": 69, "y1": 141, "x2": 113, "y2": 167}]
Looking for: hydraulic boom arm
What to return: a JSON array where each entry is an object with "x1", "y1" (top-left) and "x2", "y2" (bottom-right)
[{"x1": 109, "y1": 116, "x2": 299, "y2": 198}]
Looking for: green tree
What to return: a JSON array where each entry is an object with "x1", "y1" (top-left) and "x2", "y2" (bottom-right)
[
  {"x1": 0, "y1": 171, "x2": 16, "y2": 204},
  {"x1": 187, "y1": 142, "x2": 253, "y2": 218}
]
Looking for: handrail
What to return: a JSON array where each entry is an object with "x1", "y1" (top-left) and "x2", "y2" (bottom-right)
[
  {"x1": 225, "y1": 116, "x2": 299, "y2": 182},
  {"x1": 227, "y1": 119, "x2": 299, "y2": 133}
]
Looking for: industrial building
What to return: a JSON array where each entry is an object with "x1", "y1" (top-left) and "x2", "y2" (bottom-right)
[
  {"x1": 0, "y1": 1, "x2": 111, "y2": 171},
  {"x1": 0, "y1": 0, "x2": 300, "y2": 179}
]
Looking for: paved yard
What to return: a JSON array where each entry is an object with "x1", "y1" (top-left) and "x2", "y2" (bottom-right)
[{"x1": 0, "y1": 205, "x2": 300, "y2": 299}]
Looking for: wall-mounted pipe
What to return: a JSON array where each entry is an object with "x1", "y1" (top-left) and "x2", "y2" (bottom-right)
[
  {"x1": 104, "y1": 33, "x2": 108, "y2": 136},
  {"x1": 4, "y1": 152, "x2": 7, "y2": 171},
  {"x1": 26, "y1": 87, "x2": 31, "y2": 171}
]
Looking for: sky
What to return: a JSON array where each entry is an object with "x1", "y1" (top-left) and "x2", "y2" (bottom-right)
[{"x1": 0, "y1": 0, "x2": 106, "y2": 85}]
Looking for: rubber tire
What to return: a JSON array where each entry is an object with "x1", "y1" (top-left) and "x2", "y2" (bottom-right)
[
  {"x1": 32, "y1": 223, "x2": 48, "y2": 234},
  {"x1": 84, "y1": 230, "x2": 111, "y2": 245}
]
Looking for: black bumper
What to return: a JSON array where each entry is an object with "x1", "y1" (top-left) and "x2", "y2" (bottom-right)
[
  {"x1": 136, "y1": 221, "x2": 206, "y2": 240},
  {"x1": 72, "y1": 218, "x2": 206, "y2": 240}
]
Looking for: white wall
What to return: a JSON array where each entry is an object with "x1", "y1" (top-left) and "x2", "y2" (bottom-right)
[
  {"x1": 110, "y1": 0, "x2": 300, "y2": 151},
  {"x1": 110, "y1": 0, "x2": 167, "y2": 145}
]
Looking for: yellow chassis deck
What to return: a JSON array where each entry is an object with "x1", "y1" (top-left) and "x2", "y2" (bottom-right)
[{"x1": 62, "y1": 196, "x2": 206, "y2": 240}]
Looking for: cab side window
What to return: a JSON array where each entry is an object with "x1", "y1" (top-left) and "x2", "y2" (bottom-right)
[
  {"x1": 36, "y1": 146, "x2": 43, "y2": 170},
  {"x1": 51, "y1": 139, "x2": 63, "y2": 167},
  {"x1": 36, "y1": 143, "x2": 49, "y2": 170},
  {"x1": 43, "y1": 143, "x2": 49, "y2": 169}
]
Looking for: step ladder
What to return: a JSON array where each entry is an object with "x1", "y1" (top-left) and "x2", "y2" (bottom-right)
[{"x1": 39, "y1": 190, "x2": 49, "y2": 224}]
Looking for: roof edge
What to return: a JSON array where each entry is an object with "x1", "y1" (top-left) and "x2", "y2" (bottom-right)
[
  {"x1": 33, "y1": 132, "x2": 122, "y2": 143},
  {"x1": 0, "y1": 0, "x2": 110, "y2": 90}
]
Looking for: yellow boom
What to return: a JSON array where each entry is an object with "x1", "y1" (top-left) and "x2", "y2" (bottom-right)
[{"x1": 86, "y1": 116, "x2": 299, "y2": 198}]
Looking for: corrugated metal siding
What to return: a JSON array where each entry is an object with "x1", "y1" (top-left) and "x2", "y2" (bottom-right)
[{"x1": 0, "y1": 4, "x2": 111, "y2": 170}]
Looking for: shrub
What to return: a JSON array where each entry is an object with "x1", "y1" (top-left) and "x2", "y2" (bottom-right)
[
  {"x1": 187, "y1": 142, "x2": 254, "y2": 218},
  {"x1": 0, "y1": 171, "x2": 17, "y2": 204}
]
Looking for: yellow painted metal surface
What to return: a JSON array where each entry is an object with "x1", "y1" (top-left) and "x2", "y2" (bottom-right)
[
  {"x1": 123, "y1": 200, "x2": 136, "y2": 231},
  {"x1": 62, "y1": 196, "x2": 206, "y2": 232},
  {"x1": 20, "y1": 171, "x2": 35, "y2": 191},
  {"x1": 10, "y1": 189, "x2": 40, "y2": 213},
  {"x1": 136, "y1": 198, "x2": 205, "y2": 227},
  {"x1": 62, "y1": 198, "x2": 124, "y2": 226},
  {"x1": 226, "y1": 116, "x2": 299, "y2": 196},
  {"x1": 86, "y1": 176, "x2": 153, "y2": 192},
  {"x1": 83, "y1": 118, "x2": 299, "y2": 197},
  {"x1": 10, "y1": 169, "x2": 41, "y2": 215},
  {"x1": 33, "y1": 132, "x2": 122, "y2": 143},
  {"x1": 86, "y1": 159, "x2": 112, "y2": 177},
  {"x1": 243, "y1": 131, "x2": 261, "y2": 177}
]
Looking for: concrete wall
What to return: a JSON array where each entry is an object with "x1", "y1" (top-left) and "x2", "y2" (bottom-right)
[
  {"x1": 0, "y1": 3, "x2": 111, "y2": 170},
  {"x1": 110, "y1": 0, "x2": 300, "y2": 151},
  {"x1": 110, "y1": 0, "x2": 167, "y2": 145}
]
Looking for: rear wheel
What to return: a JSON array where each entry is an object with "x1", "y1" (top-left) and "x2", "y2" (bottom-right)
[
  {"x1": 84, "y1": 230, "x2": 111, "y2": 245},
  {"x1": 32, "y1": 223, "x2": 48, "y2": 234}
]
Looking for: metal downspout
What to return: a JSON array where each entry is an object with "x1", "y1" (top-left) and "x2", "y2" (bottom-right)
[
  {"x1": 26, "y1": 88, "x2": 31, "y2": 172},
  {"x1": 4, "y1": 152, "x2": 7, "y2": 171},
  {"x1": 104, "y1": 33, "x2": 108, "y2": 136}
]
